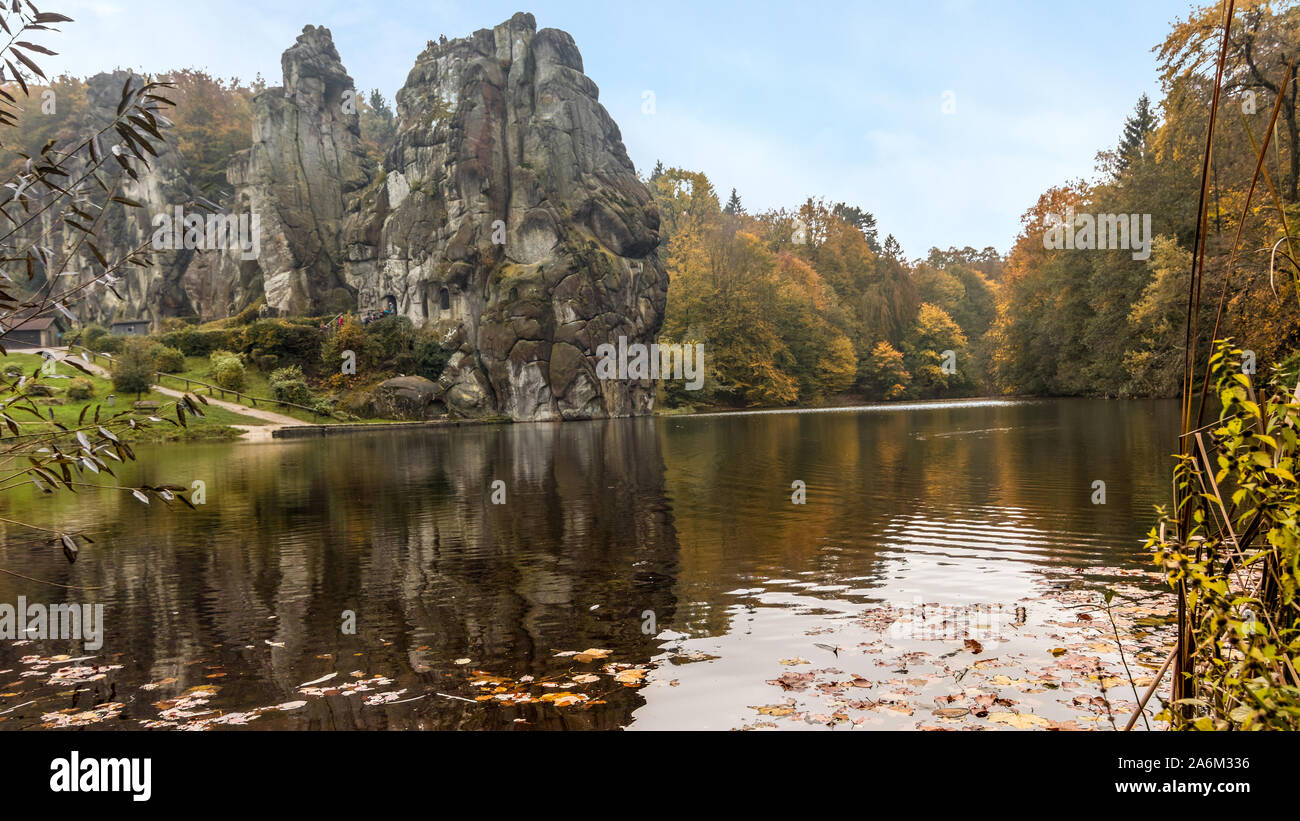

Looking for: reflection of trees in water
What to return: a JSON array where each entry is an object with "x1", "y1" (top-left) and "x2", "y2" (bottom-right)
[
  {"x1": 660, "y1": 401, "x2": 1180, "y2": 638},
  {"x1": 0, "y1": 401, "x2": 1182, "y2": 729},
  {"x1": 0, "y1": 420, "x2": 680, "y2": 730}
]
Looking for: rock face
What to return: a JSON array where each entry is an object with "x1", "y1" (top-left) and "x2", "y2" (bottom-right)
[
  {"x1": 341, "y1": 12, "x2": 666, "y2": 420},
  {"x1": 187, "y1": 25, "x2": 374, "y2": 319},
  {"x1": 23, "y1": 71, "x2": 199, "y2": 328}
]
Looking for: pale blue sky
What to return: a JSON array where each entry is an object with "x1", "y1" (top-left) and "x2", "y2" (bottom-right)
[{"x1": 49, "y1": 0, "x2": 1199, "y2": 256}]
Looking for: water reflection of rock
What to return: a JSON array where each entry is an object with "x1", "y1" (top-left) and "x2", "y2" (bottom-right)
[
  {"x1": 0, "y1": 420, "x2": 681, "y2": 730},
  {"x1": 0, "y1": 400, "x2": 1181, "y2": 730}
]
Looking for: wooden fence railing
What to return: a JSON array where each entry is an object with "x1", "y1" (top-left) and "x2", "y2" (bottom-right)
[{"x1": 69, "y1": 345, "x2": 332, "y2": 421}]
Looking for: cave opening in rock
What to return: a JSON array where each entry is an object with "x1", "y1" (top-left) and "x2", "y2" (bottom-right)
[
  {"x1": 384, "y1": 294, "x2": 398, "y2": 314},
  {"x1": 439, "y1": 287, "x2": 450, "y2": 311}
]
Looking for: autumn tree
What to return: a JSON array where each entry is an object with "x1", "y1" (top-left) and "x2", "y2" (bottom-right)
[
  {"x1": 861, "y1": 341, "x2": 910, "y2": 400},
  {"x1": 165, "y1": 70, "x2": 255, "y2": 197},
  {"x1": 903, "y1": 303, "x2": 969, "y2": 398},
  {"x1": 1159, "y1": 0, "x2": 1300, "y2": 200}
]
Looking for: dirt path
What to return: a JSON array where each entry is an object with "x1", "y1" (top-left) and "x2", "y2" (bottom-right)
[{"x1": 54, "y1": 349, "x2": 307, "y2": 437}]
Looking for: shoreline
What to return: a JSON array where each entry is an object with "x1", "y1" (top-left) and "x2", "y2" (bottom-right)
[{"x1": 226, "y1": 394, "x2": 1185, "y2": 442}]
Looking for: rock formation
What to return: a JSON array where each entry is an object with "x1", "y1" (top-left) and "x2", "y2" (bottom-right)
[
  {"x1": 186, "y1": 25, "x2": 374, "y2": 319},
  {"x1": 341, "y1": 12, "x2": 665, "y2": 420},
  {"x1": 22, "y1": 71, "x2": 199, "y2": 328},
  {"x1": 44, "y1": 15, "x2": 665, "y2": 422},
  {"x1": 369, "y1": 375, "x2": 441, "y2": 420}
]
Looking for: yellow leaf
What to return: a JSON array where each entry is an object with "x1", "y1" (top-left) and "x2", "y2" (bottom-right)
[
  {"x1": 539, "y1": 691, "x2": 588, "y2": 706},
  {"x1": 988, "y1": 711, "x2": 1050, "y2": 728},
  {"x1": 614, "y1": 669, "x2": 646, "y2": 686},
  {"x1": 754, "y1": 705, "x2": 795, "y2": 716}
]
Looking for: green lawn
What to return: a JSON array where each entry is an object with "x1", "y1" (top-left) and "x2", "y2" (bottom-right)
[
  {"x1": 164, "y1": 355, "x2": 371, "y2": 424},
  {"x1": 1, "y1": 352, "x2": 269, "y2": 440}
]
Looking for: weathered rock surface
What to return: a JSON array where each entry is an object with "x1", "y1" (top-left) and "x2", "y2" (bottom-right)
[
  {"x1": 369, "y1": 375, "x2": 442, "y2": 420},
  {"x1": 21, "y1": 71, "x2": 199, "y2": 328},
  {"x1": 341, "y1": 13, "x2": 665, "y2": 420},
  {"x1": 189, "y1": 25, "x2": 374, "y2": 319}
]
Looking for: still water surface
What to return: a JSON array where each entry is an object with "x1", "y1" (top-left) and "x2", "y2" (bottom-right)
[{"x1": 0, "y1": 398, "x2": 1180, "y2": 730}]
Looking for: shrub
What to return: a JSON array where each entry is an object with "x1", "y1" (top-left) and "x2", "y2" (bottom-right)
[
  {"x1": 209, "y1": 350, "x2": 245, "y2": 391},
  {"x1": 112, "y1": 338, "x2": 155, "y2": 397},
  {"x1": 321, "y1": 315, "x2": 372, "y2": 374},
  {"x1": 161, "y1": 317, "x2": 198, "y2": 333},
  {"x1": 413, "y1": 327, "x2": 450, "y2": 380},
  {"x1": 153, "y1": 346, "x2": 186, "y2": 373},
  {"x1": 366, "y1": 314, "x2": 415, "y2": 364},
  {"x1": 66, "y1": 377, "x2": 95, "y2": 401},
  {"x1": 316, "y1": 315, "x2": 451, "y2": 381},
  {"x1": 159, "y1": 326, "x2": 244, "y2": 357},
  {"x1": 95, "y1": 335, "x2": 124, "y2": 355},
  {"x1": 230, "y1": 301, "x2": 263, "y2": 326},
  {"x1": 68, "y1": 323, "x2": 121, "y2": 354},
  {"x1": 78, "y1": 323, "x2": 109, "y2": 350},
  {"x1": 1148, "y1": 340, "x2": 1300, "y2": 729},
  {"x1": 245, "y1": 319, "x2": 324, "y2": 372},
  {"x1": 269, "y1": 365, "x2": 313, "y2": 405}
]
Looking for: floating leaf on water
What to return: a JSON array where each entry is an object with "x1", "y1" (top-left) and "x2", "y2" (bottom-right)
[
  {"x1": 987, "y1": 711, "x2": 1051, "y2": 728},
  {"x1": 539, "y1": 692, "x2": 588, "y2": 706},
  {"x1": 613, "y1": 669, "x2": 646, "y2": 686}
]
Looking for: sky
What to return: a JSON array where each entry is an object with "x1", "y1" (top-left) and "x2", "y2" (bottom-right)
[{"x1": 46, "y1": 0, "x2": 1201, "y2": 257}]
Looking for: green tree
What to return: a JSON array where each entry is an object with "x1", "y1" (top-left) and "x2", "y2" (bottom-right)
[
  {"x1": 359, "y1": 89, "x2": 397, "y2": 163},
  {"x1": 1117, "y1": 93, "x2": 1157, "y2": 173},
  {"x1": 832, "y1": 202, "x2": 880, "y2": 252},
  {"x1": 112, "y1": 338, "x2": 157, "y2": 398},
  {"x1": 723, "y1": 187, "x2": 743, "y2": 215},
  {"x1": 0, "y1": 5, "x2": 234, "y2": 573},
  {"x1": 209, "y1": 350, "x2": 246, "y2": 390},
  {"x1": 1122, "y1": 235, "x2": 1194, "y2": 396}
]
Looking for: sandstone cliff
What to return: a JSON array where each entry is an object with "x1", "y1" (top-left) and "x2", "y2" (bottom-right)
[
  {"x1": 184, "y1": 25, "x2": 374, "y2": 319},
  {"x1": 47, "y1": 15, "x2": 664, "y2": 422},
  {"x1": 20, "y1": 71, "x2": 199, "y2": 327},
  {"x1": 340, "y1": 12, "x2": 665, "y2": 420}
]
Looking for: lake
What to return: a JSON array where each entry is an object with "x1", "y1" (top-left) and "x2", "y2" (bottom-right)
[{"x1": 0, "y1": 398, "x2": 1181, "y2": 730}]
